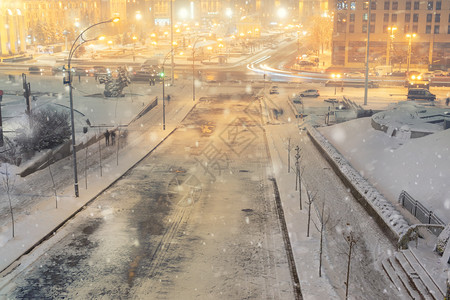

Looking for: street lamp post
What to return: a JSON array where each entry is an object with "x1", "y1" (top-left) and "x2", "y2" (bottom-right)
[
  {"x1": 192, "y1": 37, "x2": 202, "y2": 102},
  {"x1": 386, "y1": 26, "x2": 397, "y2": 71},
  {"x1": 63, "y1": 17, "x2": 119, "y2": 197},
  {"x1": 363, "y1": 0, "x2": 372, "y2": 106},
  {"x1": 170, "y1": 0, "x2": 174, "y2": 86},
  {"x1": 406, "y1": 33, "x2": 416, "y2": 74},
  {"x1": 162, "y1": 47, "x2": 178, "y2": 130},
  {"x1": 132, "y1": 35, "x2": 137, "y2": 62}
]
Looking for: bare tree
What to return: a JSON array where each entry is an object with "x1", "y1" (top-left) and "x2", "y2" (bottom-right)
[
  {"x1": 306, "y1": 15, "x2": 333, "y2": 54},
  {"x1": 47, "y1": 159, "x2": 58, "y2": 208},
  {"x1": 294, "y1": 146, "x2": 304, "y2": 210},
  {"x1": 283, "y1": 137, "x2": 292, "y2": 173},
  {"x1": 306, "y1": 190, "x2": 317, "y2": 237},
  {"x1": 313, "y1": 200, "x2": 330, "y2": 277},
  {"x1": 1, "y1": 164, "x2": 16, "y2": 237},
  {"x1": 343, "y1": 225, "x2": 358, "y2": 300}
]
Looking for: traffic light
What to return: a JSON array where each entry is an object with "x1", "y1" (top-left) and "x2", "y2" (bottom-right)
[{"x1": 160, "y1": 72, "x2": 164, "y2": 78}]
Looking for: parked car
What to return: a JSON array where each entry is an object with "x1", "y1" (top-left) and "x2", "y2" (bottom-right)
[
  {"x1": 269, "y1": 86, "x2": 279, "y2": 94},
  {"x1": 407, "y1": 88, "x2": 436, "y2": 101},
  {"x1": 292, "y1": 95, "x2": 302, "y2": 103},
  {"x1": 299, "y1": 89, "x2": 320, "y2": 97},
  {"x1": 433, "y1": 70, "x2": 448, "y2": 77},
  {"x1": 130, "y1": 69, "x2": 161, "y2": 81}
]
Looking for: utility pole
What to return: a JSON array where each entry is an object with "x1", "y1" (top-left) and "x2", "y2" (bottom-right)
[
  {"x1": 22, "y1": 73, "x2": 31, "y2": 116},
  {"x1": 170, "y1": 0, "x2": 174, "y2": 86},
  {"x1": 363, "y1": 0, "x2": 372, "y2": 106},
  {"x1": 0, "y1": 90, "x2": 3, "y2": 147}
]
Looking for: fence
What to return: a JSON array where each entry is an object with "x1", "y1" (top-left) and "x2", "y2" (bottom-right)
[{"x1": 398, "y1": 190, "x2": 445, "y2": 236}]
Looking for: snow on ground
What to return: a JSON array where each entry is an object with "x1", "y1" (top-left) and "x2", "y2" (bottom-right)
[{"x1": 318, "y1": 111, "x2": 450, "y2": 224}]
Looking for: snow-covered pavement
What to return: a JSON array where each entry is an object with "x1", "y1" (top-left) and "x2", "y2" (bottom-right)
[{"x1": 0, "y1": 78, "x2": 197, "y2": 276}]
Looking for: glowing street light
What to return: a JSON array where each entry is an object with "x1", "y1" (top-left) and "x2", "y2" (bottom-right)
[
  {"x1": 135, "y1": 11, "x2": 142, "y2": 21},
  {"x1": 331, "y1": 73, "x2": 342, "y2": 95},
  {"x1": 386, "y1": 26, "x2": 397, "y2": 69},
  {"x1": 406, "y1": 33, "x2": 417, "y2": 74},
  {"x1": 179, "y1": 8, "x2": 189, "y2": 20},
  {"x1": 277, "y1": 7, "x2": 287, "y2": 19},
  {"x1": 225, "y1": 8, "x2": 233, "y2": 18},
  {"x1": 63, "y1": 17, "x2": 120, "y2": 197}
]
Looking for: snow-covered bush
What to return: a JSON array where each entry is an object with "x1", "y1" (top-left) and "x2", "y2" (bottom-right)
[
  {"x1": 14, "y1": 108, "x2": 71, "y2": 152},
  {"x1": 435, "y1": 224, "x2": 450, "y2": 256}
]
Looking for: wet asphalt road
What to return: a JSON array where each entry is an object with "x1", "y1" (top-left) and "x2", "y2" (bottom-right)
[{"x1": 6, "y1": 94, "x2": 294, "y2": 299}]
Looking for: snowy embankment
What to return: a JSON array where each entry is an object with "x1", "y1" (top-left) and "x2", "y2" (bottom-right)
[{"x1": 305, "y1": 124, "x2": 410, "y2": 240}]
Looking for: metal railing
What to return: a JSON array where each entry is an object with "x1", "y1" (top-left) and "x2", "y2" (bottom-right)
[{"x1": 398, "y1": 190, "x2": 445, "y2": 236}]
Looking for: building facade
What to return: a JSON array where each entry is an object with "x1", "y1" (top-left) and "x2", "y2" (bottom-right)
[
  {"x1": 0, "y1": 1, "x2": 26, "y2": 56},
  {"x1": 0, "y1": 0, "x2": 125, "y2": 57},
  {"x1": 331, "y1": 0, "x2": 450, "y2": 71},
  {"x1": 298, "y1": 0, "x2": 330, "y2": 22}
]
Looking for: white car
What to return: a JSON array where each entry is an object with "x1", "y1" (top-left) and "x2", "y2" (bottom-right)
[
  {"x1": 433, "y1": 70, "x2": 448, "y2": 77},
  {"x1": 344, "y1": 72, "x2": 364, "y2": 78},
  {"x1": 300, "y1": 89, "x2": 320, "y2": 97}
]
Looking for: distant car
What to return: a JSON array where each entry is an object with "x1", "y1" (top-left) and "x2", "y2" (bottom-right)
[
  {"x1": 292, "y1": 95, "x2": 302, "y2": 103},
  {"x1": 344, "y1": 72, "x2": 364, "y2": 78},
  {"x1": 90, "y1": 66, "x2": 110, "y2": 77},
  {"x1": 433, "y1": 70, "x2": 448, "y2": 77},
  {"x1": 300, "y1": 89, "x2": 320, "y2": 97},
  {"x1": 407, "y1": 71, "x2": 422, "y2": 80},
  {"x1": 407, "y1": 88, "x2": 436, "y2": 101},
  {"x1": 70, "y1": 66, "x2": 89, "y2": 76},
  {"x1": 388, "y1": 71, "x2": 407, "y2": 77},
  {"x1": 422, "y1": 72, "x2": 434, "y2": 80},
  {"x1": 28, "y1": 66, "x2": 44, "y2": 74},
  {"x1": 269, "y1": 86, "x2": 279, "y2": 94},
  {"x1": 52, "y1": 65, "x2": 66, "y2": 75},
  {"x1": 131, "y1": 69, "x2": 161, "y2": 81}
]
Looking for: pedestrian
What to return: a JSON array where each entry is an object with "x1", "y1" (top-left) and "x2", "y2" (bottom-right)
[
  {"x1": 446, "y1": 97, "x2": 449, "y2": 106},
  {"x1": 104, "y1": 129, "x2": 110, "y2": 146},
  {"x1": 167, "y1": 94, "x2": 171, "y2": 102},
  {"x1": 111, "y1": 131, "x2": 116, "y2": 145}
]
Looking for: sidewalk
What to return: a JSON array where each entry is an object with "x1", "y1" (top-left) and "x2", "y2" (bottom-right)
[
  {"x1": 0, "y1": 80, "x2": 197, "y2": 279},
  {"x1": 264, "y1": 122, "x2": 339, "y2": 299}
]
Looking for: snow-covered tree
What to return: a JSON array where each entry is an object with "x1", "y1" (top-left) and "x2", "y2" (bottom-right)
[
  {"x1": 99, "y1": 67, "x2": 130, "y2": 98},
  {"x1": 1, "y1": 164, "x2": 16, "y2": 238},
  {"x1": 15, "y1": 108, "x2": 71, "y2": 152}
]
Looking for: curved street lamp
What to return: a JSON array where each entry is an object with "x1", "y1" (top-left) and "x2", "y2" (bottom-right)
[
  {"x1": 161, "y1": 47, "x2": 179, "y2": 130},
  {"x1": 63, "y1": 17, "x2": 120, "y2": 197},
  {"x1": 191, "y1": 37, "x2": 203, "y2": 102}
]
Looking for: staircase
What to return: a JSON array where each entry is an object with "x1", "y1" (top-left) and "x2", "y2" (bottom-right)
[{"x1": 382, "y1": 249, "x2": 445, "y2": 300}]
